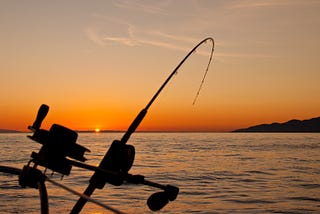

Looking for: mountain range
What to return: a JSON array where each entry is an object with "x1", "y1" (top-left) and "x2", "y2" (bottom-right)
[{"x1": 233, "y1": 117, "x2": 320, "y2": 132}]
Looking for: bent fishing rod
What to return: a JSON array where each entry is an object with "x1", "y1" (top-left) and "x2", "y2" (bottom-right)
[
  {"x1": 71, "y1": 37, "x2": 215, "y2": 213},
  {"x1": 0, "y1": 37, "x2": 214, "y2": 214}
]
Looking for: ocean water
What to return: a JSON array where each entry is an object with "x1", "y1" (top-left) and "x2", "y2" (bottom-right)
[{"x1": 0, "y1": 132, "x2": 319, "y2": 213}]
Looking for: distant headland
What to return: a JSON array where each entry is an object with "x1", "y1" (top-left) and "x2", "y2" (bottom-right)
[
  {"x1": 233, "y1": 117, "x2": 320, "y2": 133},
  {"x1": 0, "y1": 129, "x2": 21, "y2": 133}
]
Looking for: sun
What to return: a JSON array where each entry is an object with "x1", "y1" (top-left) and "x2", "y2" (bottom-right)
[{"x1": 95, "y1": 128, "x2": 100, "y2": 133}]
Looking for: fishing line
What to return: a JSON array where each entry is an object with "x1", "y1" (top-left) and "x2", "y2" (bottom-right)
[
  {"x1": 192, "y1": 38, "x2": 214, "y2": 105},
  {"x1": 46, "y1": 177, "x2": 126, "y2": 214}
]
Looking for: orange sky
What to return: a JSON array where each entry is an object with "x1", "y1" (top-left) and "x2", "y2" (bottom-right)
[{"x1": 1, "y1": 1, "x2": 320, "y2": 132}]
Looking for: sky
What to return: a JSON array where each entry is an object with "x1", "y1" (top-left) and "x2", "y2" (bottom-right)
[{"x1": 1, "y1": 0, "x2": 320, "y2": 132}]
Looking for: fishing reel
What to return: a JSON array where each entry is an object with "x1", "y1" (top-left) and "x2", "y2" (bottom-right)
[
  {"x1": 26, "y1": 104, "x2": 90, "y2": 175},
  {"x1": 90, "y1": 139, "x2": 135, "y2": 187}
]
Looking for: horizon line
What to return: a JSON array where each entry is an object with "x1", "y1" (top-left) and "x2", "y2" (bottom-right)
[{"x1": 0, "y1": 129, "x2": 231, "y2": 134}]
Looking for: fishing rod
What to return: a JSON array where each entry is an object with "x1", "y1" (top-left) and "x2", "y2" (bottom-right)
[
  {"x1": 71, "y1": 37, "x2": 215, "y2": 213},
  {"x1": 121, "y1": 37, "x2": 214, "y2": 144},
  {"x1": 0, "y1": 37, "x2": 214, "y2": 213}
]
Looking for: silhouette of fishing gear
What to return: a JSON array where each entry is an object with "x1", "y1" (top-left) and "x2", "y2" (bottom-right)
[{"x1": 0, "y1": 37, "x2": 215, "y2": 214}]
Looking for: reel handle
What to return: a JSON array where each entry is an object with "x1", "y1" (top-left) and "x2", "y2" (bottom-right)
[{"x1": 29, "y1": 104, "x2": 49, "y2": 131}]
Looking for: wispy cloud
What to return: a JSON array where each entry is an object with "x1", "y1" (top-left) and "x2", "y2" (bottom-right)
[
  {"x1": 85, "y1": 1, "x2": 214, "y2": 53},
  {"x1": 103, "y1": 30, "x2": 198, "y2": 52},
  {"x1": 113, "y1": 0, "x2": 171, "y2": 16},
  {"x1": 146, "y1": 31, "x2": 199, "y2": 45},
  {"x1": 85, "y1": 28, "x2": 106, "y2": 46},
  {"x1": 86, "y1": 15, "x2": 206, "y2": 53},
  {"x1": 103, "y1": 36, "x2": 138, "y2": 46},
  {"x1": 85, "y1": 17, "x2": 274, "y2": 62},
  {"x1": 230, "y1": 0, "x2": 320, "y2": 9}
]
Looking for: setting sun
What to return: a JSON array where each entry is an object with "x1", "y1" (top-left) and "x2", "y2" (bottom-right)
[{"x1": 95, "y1": 128, "x2": 100, "y2": 133}]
